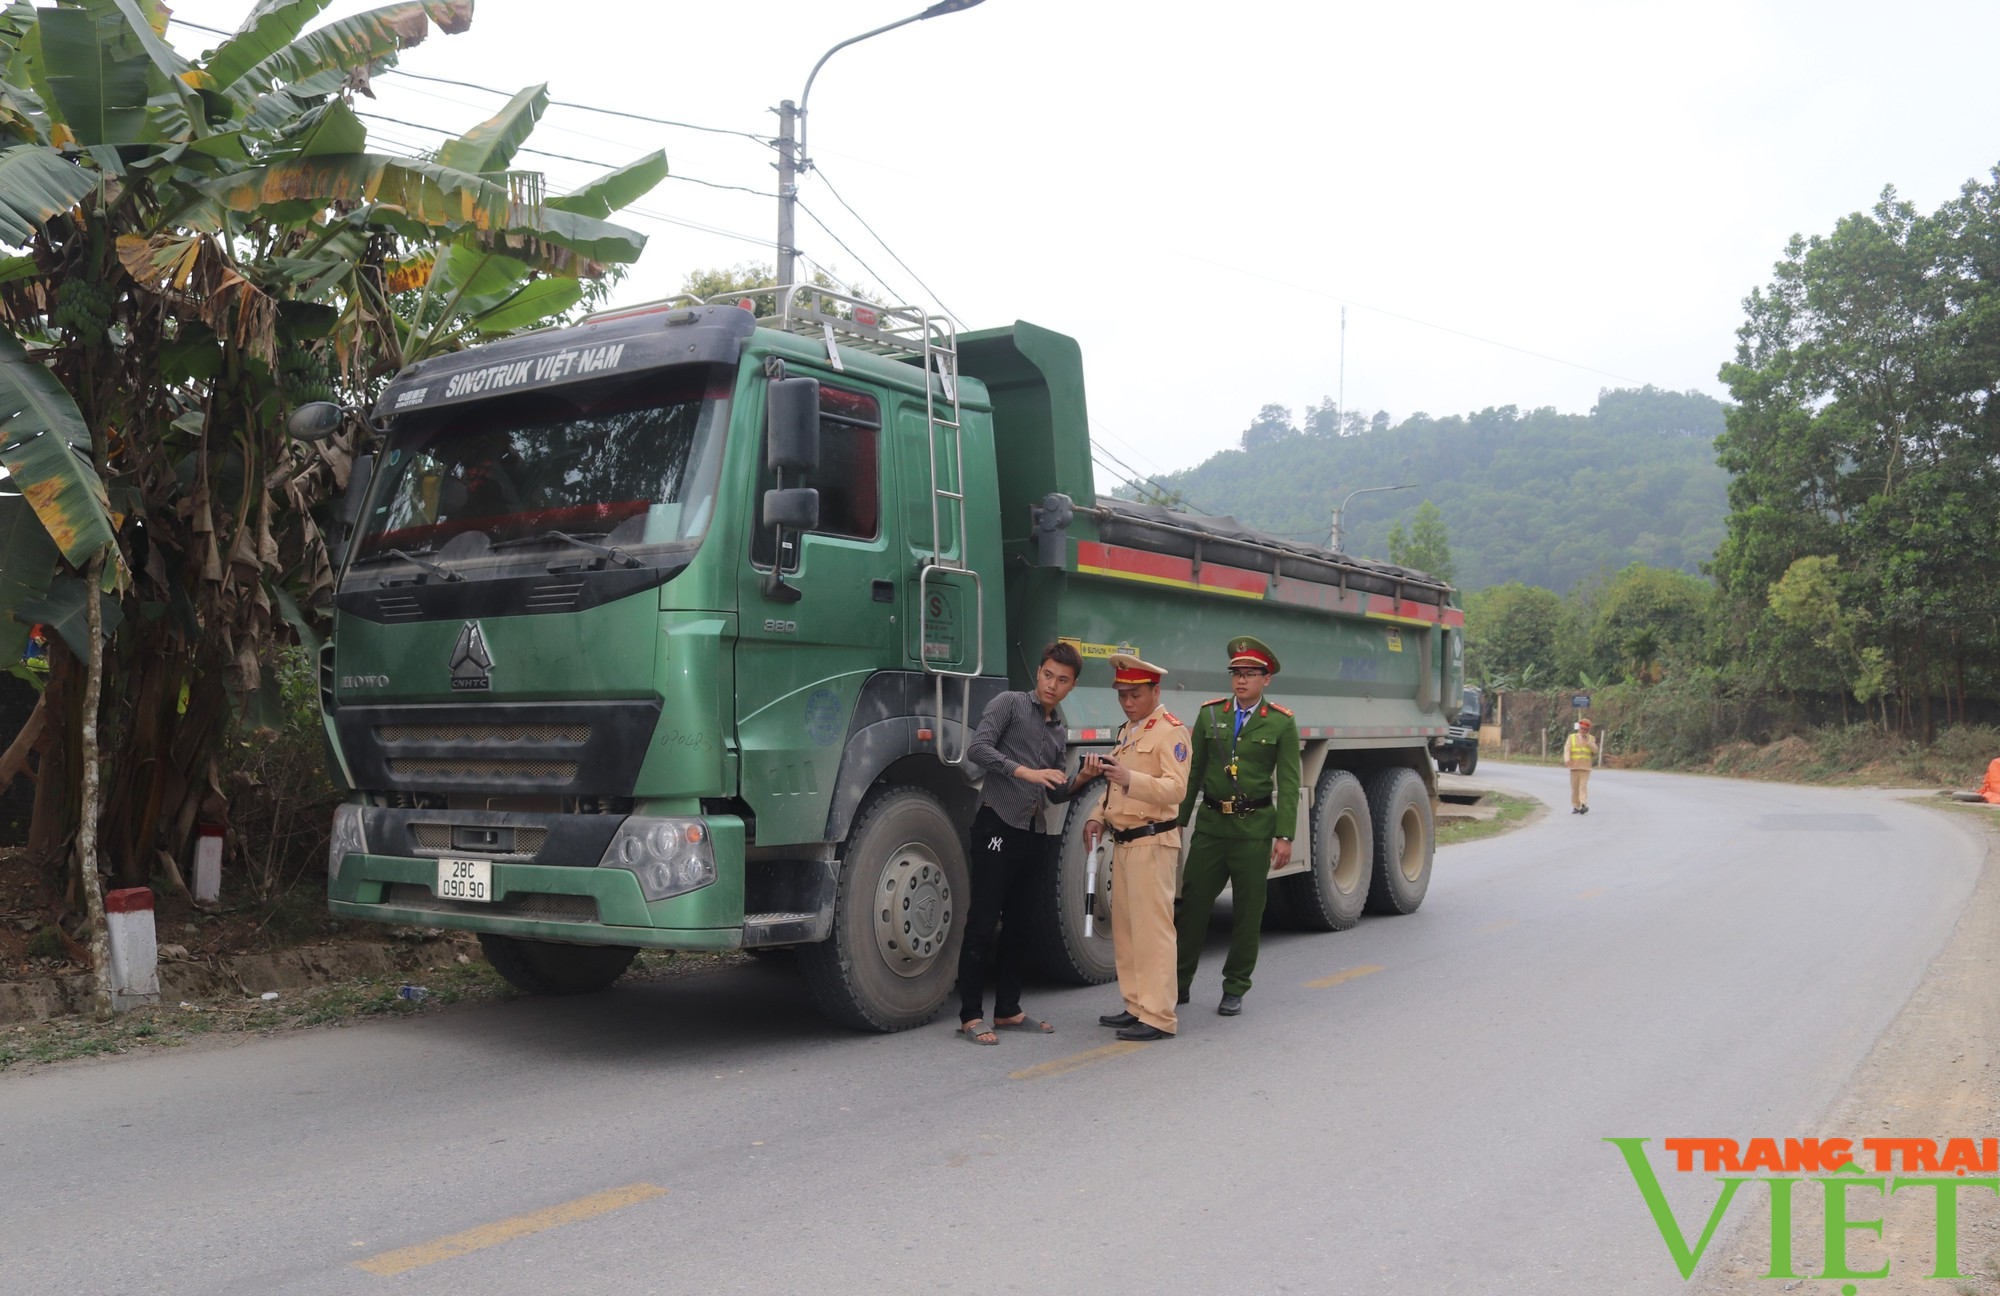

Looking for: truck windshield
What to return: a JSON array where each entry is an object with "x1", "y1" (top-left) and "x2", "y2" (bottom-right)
[{"x1": 349, "y1": 366, "x2": 732, "y2": 585}]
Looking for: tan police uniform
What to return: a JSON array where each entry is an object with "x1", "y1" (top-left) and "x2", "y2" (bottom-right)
[{"x1": 1089, "y1": 657, "x2": 1192, "y2": 1035}]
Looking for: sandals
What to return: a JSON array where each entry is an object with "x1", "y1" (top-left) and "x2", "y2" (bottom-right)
[
  {"x1": 959, "y1": 1020, "x2": 999, "y2": 1045},
  {"x1": 992, "y1": 1013, "x2": 1055, "y2": 1034}
]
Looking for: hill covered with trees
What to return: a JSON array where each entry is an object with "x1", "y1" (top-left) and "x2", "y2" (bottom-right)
[{"x1": 1148, "y1": 387, "x2": 1728, "y2": 593}]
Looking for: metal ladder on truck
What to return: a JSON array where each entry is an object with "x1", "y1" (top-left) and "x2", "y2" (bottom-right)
[{"x1": 696, "y1": 285, "x2": 983, "y2": 766}]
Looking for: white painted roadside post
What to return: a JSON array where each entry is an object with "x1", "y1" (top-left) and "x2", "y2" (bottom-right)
[
  {"x1": 104, "y1": 887, "x2": 160, "y2": 1012},
  {"x1": 193, "y1": 822, "x2": 223, "y2": 904}
]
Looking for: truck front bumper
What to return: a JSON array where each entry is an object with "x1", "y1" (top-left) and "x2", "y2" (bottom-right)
[{"x1": 327, "y1": 814, "x2": 746, "y2": 951}]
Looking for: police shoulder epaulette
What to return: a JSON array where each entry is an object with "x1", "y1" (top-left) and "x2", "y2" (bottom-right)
[
  {"x1": 1162, "y1": 710, "x2": 1182, "y2": 727},
  {"x1": 1203, "y1": 696, "x2": 1229, "y2": 708},
  {"x1": 1267, "y1": 702, "x2": 1294, "y2": 717}
]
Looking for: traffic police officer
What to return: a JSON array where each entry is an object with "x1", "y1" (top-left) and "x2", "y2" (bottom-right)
[
  {"x1": 1174, "y1": 635, "x2": 1301, "y2": 1016},
  {"x1": 1084, "y1": 654, "x2": 1191, "y2": 1042}
]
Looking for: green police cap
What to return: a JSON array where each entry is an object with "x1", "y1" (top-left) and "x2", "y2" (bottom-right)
[{"x1": 1227, "y1": 635, "x2": 1279, "y2": 674}]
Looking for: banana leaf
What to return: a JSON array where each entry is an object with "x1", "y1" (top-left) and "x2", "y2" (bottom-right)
[
  {"x1": 35, "y1": 6, "x2": 151, "y2": 145},
  {"x1": 0, "y1": 489, "x2": 57, "y2": 667},
  {"x1": 229, "y1": 0, "x2": 472, "y2": 101},
  {"x1": 0, "y1": 146, "x2": 96, "y2": 244},
  {"x1": 546, "y1": 151, "x2": 668, "y2": 220},
  {"x1": 203, "y1": 153, "x2": 646, "y2": 265},
  {"x1": 435, "y1": 83, "x2": 545, "y2": 175},
  {"x1": 203, "y1": 0, "x2": 335, "y2": 90},
  {"x1": 0, "y1": 332, "x2": 115, "y2": 564},
  {"x1": 470, "y1": 276, "x2": 582, "y2": 335},
  {"x1": 15, "y1": 572, "x2": 122, "y2": 660}
]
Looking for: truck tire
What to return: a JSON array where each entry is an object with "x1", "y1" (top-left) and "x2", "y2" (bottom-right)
[
  {"x1": 798, "y1": 786, "x2": 969, "y2": 1032},
  {"x1": 1269, "y1": 769, "x2": 1373, "y2": 931},
  {"x1": 477, "y1": 933, "x2": 638, "y2": 995},
  {"x1": 1017, "y1": 785, "x2": 1117, "y2": 985},
  {"x1": 1458, "y1": 748, "x2": 1478, "y2": 776},
  {"x1": 1362, "y1": 766, "x2": 1433, "y2": 915}
]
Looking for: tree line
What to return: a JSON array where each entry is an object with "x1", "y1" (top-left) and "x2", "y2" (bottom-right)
[{"x1": 1153, "y1": 387, "x2": 1730, "y2": 593}]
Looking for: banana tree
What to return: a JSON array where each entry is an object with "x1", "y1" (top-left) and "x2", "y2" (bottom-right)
[{"x1": 0, "y1": 0, "x2": 667, "y2": 929}]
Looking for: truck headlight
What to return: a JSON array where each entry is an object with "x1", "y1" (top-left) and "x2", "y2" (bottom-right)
[
  {"x1": 600, "y1": 817, "x2": 718, "y2": 901},
  {"x1": 328, "y1": 803, "x2": 367, "y2": 883}
]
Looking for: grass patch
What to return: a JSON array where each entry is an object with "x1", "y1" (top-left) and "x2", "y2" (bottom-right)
[{"x1": 1437, "y1": 791, "x2": 1539, "y2": 847}]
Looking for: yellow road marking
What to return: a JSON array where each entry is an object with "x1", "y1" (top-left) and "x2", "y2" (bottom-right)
[
  {"x1": 1009, "y1": 1041, "x2": 1149, "y2": 1080},
  {"x1": 1477, "y1": 918, "x2": 1520, "y2": 934},
  {"x1": 1305, "y1": 964, "x2": 1385, "y2": 990},
  {"x1": 1575, "y1": 887, "x2": 1608, "y2": 900},
  {"x1": 354, "y1": 1183, "x2": 667, "y2": 1277}
]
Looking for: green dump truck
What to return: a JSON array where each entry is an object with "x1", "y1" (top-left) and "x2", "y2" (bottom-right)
[{"x1": 318, "y1": 289, "x2": 1461, "y2": 1031}]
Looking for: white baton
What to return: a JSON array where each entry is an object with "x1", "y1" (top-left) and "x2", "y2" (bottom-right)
[{"x1": 1083, "y1": 838, "x2": 1103, "y2": 938}]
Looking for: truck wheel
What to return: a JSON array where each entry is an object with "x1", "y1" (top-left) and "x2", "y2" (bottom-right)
[
  {"x1": 1017, "y1": 784, "x2": 1117, "y2": 985},
  {"x1": 1458, "y1": 748, "x2": 1478, "y2": 776},
  {"x1": 1362, "y1": 766, "x2": 1433, "y2": 915},
  {"x1": 1435, "y1": 755, "x2": 1457, "y2": 775},
  {"x1": 477, "y1": 933, "x2": 638, "y2": 995},
  {"x1": 798, "y1": 786, "x2": 968, "y2": 1032},
  {"x1": 1270, "y1": 769, "x2": 1373, "y2": 931}
]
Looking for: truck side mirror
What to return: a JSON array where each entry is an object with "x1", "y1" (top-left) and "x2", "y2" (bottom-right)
[
  {"x1": 331, "y1": 453, "x2": 374, "y2": 569},
  {"x1": 766, "y1": 376, "x2": 820, "y2": 472},
  {"x1": 763, "y1": 487, "x2": 820, "y2": 531}
]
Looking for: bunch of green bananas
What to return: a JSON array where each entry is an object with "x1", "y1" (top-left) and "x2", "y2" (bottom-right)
[
  {"x1": 280, "y1": 345, "x2": 339, "y2": 404},
  {"x1": 50, "y1": 276, "x2": 115, "y2": 340}
]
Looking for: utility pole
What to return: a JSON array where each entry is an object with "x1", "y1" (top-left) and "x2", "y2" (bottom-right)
[
  {"x1": 1336, "y1": 305, "x2": 1346, "y2": 436},
  {"x1": 1329, "y1": 481, "x2": 1416, "y2": 553},
  {"x1": 775, "y1": 100, "x2": 799, "y2": 291},
  {"x1": 772, "y1": 2, "x2": 984, "y2": 298}
]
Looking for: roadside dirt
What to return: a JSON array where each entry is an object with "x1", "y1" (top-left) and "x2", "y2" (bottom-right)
[{"x1": 1695, "y1": 801, "x2": 2000, "y2": 1293}]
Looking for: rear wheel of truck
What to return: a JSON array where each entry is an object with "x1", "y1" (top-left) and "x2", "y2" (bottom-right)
[
  {"x1": 799, "y1": 786, "x2": 969, "y2": 1032},
  {"x1": 1362, "y1": 766, "x2": 1433, "y2": 915},
  {"x1": 1457, "y1": 748, "x2": 1478, "y2": 776},
  {"x1": 1269, "y1": 769, "x2": 1373, "y2": 931},
  {"x1": 1017, "y1": 785, "x2": 1117, "y2": 985},
  {"x1": 477, "y1": 934, "x2": 638, "y2": 995}
]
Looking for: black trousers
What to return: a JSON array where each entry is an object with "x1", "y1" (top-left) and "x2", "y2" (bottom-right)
[{"x1": 956, "y1": 806, "x2": 1054, "y2": 1025}]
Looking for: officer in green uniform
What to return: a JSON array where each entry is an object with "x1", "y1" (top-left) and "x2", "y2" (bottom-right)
[{"x1": 1174, "y1": 635, "x2": 1301, "y2": 1016}]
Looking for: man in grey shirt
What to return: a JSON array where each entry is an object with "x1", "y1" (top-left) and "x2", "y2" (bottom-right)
[{"x1": 956, "y1": 640, "x2": 1090, "y2": 1043}]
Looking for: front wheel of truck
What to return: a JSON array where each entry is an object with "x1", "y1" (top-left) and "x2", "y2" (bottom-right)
[
  {"x1": 799, "y1": 786, "x2": 969, "y2": 1032},
  {"x1": 1457, "y1": 748, "x2": 1478, "y2": 776},
  {"x1": 477, "y1": 934, "x2": 639, "y2": 995}
]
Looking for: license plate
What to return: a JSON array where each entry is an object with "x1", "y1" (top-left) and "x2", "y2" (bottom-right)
[{"x1": 436, "y1": 857, "x2": 492, "y2": 903}]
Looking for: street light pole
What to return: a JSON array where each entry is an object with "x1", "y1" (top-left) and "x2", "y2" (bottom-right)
[
  {"x1": 775, "y1": 0, "x2": 985, "y2": 291},
  {"x1": 1328, "y1": 482, "x2": 1416, "y2": 553}
]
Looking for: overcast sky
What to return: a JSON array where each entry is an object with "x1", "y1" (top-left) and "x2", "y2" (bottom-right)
[{"x1": 163, "y1": 0, "x2": 2000, "y2": 487}]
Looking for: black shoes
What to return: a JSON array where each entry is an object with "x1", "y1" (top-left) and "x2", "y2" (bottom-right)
[
  {"x1": 1099, "y1": 1010, "x2": 1139, "y2": 1028},
  {"x1": 1115, "y1": 1022, "x2": 1174, "y2": 1041},
  {"x1": 1217, "y1": 993, "x2": 1244, "y2": 1016},
  {"x1": 1581, "y1": 804, "x2": 1590, "y2": 814}
]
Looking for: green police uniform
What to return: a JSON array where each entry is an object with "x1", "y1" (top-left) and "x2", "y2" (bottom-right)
[{"x1": 1174, "y1": 641, "x2": 1302, "y2": 1001}]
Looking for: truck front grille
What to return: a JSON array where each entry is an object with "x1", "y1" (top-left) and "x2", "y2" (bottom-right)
[
  {"x1": 386, "y1": 883, "x2": 600, "y2": 923},
  {"x1": 387, "y1": 758, "x2": 580, "y2": 783},
  {"x1": 409, "y1": 822, "x2": 550, "y2": 860}
]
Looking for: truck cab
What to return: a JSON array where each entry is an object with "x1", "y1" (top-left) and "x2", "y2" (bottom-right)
[{"x1": 1432, "y1": 684, "x2": 1484, "y2": 775}]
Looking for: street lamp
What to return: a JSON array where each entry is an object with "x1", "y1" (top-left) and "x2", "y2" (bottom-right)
[
  {"x1": 1328, "y1": 483, "x2": 1416, "y2": 553},
  {"x1": 775, "y1": 0, "x2": 986, "y2": 290}
]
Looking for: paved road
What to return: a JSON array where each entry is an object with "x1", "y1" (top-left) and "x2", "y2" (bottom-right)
[{"x1": 1, "y1": 765, "x2": 1986, "y2": 1294}]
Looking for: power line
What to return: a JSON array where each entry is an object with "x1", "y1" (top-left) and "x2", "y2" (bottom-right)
[
  {"x1": 812, "y1": 165, "x2": 962, "y2": 329},
  {"x1": 163, "y1": 17, "x2": 771, "y2": 144},
  {"x1": 1152, "y1": 243, "x2": 1650, "y2": 386},
  {"x1": 796, "y1": 201, "x2": 910, "y2": 308}
]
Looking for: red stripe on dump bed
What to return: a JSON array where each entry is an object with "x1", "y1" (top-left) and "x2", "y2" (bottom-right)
[{"x1": 1075, "y1": 542, "x2": 1266, "y2": 600}]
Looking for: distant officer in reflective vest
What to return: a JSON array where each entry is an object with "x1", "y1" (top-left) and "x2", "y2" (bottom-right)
[
  {"x1": 1174, "y1": 635, "x2": 1301, "y2": 1017},
  {"x1": 1566, "y1": 718, "x2": 1599, "y2": 814},
  {"x1": 1084, "y1": 654, "x2": 1191, "y2": 1042}
]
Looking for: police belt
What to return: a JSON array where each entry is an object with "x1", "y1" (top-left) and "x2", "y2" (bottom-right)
[
  {"x1": 1111, "y1": 820, "x2": 1178, "y2": 845},
  {"x1": 1204, "y1": 793, "x2": 1274, "y2": 815}
]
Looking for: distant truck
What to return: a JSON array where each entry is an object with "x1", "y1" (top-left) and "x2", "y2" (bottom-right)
[
  {"x1": 314, "y1": 289, "x2": 1463, "y2": 1031},
  {"x1": 1432, "y1": 685, "x2": 1484, "y2": 775}
]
